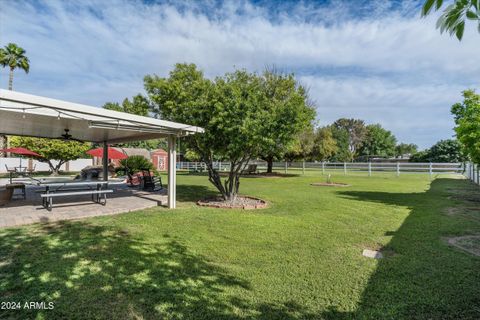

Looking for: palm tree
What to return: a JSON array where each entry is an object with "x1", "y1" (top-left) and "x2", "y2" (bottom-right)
[
  {"x1": 422, "y1": 0, "x2": 480, "y2": 40},
  {"x1": 0, "y1": 43, "x2": 30, "y2": 90},
  {"x1": 0, "y1": 43, "x2": 30, "y2": 155}
]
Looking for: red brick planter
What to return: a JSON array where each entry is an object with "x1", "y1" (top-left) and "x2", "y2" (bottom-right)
[{"x1": 197, "y1": 196, "x2": 268, "y2": 210}]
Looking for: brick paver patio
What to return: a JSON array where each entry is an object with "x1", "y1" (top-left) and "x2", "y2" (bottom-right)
[{"x1": 0, "y1": 183, "x2": 167, "y2": 228}]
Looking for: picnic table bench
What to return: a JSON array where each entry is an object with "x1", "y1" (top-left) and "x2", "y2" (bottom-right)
[
  {"x1": 36, "y1": 181, "x2": 114, "y2": 211},
  {"x1": 241, "y1": 164, "x2": 258, "y2": 175}
]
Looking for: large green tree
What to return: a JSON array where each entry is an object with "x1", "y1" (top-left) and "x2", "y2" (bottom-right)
[
  {"x1": 284, "y1": 126, "x2": 316, "y2": 161},
  {"x1": 0, "y1": 43, "x2": 30, "y2": 156},
  {"x1": 422, "y1": 0, "x2": 480, "y2": 40},
  {"x1": 258, "y1": 69, "x2": 315, "y2": 172},
  {"x1": 9, "y1": 137, "x2": 91, "y2": 174},
  {"x1": 358, "y1": 124, "x2": 397, "y2": 158},
  {"x1": 104, "y1": 94, "x2": 150, "y2": 116},
  {"x1": 103, "y1": 95, "x2": 165, "y2": 150},
  {"x1": 451, "y1": 90, "x2": 480, "y2": 163},
  {"x1": 395, "y1": 143, "x2": 418, "y2": 158},
  {"x1": 145, "y1": 64, "x2": 276, "y2": 200},
  {"x1": 312, "y1": 126, "x2": 338, "y2": 161},
  {"x1": 332, "y1": 118, "x2": 367, "y2": 161},
  {"x1": 329, "y1": 125, "x2": 352, "y2": 162}
]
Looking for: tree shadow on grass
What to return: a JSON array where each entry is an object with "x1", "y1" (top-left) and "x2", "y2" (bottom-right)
[
  {"x1": 176, "y1": 184, "x2": 218, "y2": 203},
  {"x1": 321, "y1": 178, "x2": 480, "y2": 319},
  {"x1": 239, "y1": 173, "x2": 299, "y2": 179},
  {"x1": 0, "y1": 221, "x2": 252, "y2": 319},
  {"x1": 0, "y1": 220, "x2": 325, "y2": 319}
]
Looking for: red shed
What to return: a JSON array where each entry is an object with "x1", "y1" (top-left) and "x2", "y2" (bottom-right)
[{"x1": 151, "y1": 148, "x2": 168, "y2": 171}]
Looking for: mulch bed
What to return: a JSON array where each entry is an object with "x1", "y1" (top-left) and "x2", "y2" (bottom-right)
[
  {"x1": 310, "y1": 182, "x2": 351, "y2": 187},
  {"x1": 197, "y1": 196, "x2": 268, "y2": 210}
]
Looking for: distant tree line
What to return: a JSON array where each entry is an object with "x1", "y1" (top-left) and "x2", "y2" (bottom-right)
[
  {"x1": 106, "y1": 90, "x2": 466, "y2": 165},
  {"x1": 281, "y1": 120, "x2": 465, "y2": 164},
  {"x1": 268, "y1": 118, "x2": 422, "y2": 163}
]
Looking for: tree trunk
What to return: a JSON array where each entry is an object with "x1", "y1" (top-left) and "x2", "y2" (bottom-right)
[
  {"x1": 1, "y1": 71, "x2": 13, "y2": 157},
  {"x1": 266, "y1": 156, "x2": 274, "y2": 174},
  {"x1": 47, "y1": 160, "x2": 64, "y2": 176},
  {"x1": 223, "y1": 159, "x2": 248, "y2": 201},
  {"x1": 8, "y1": 68, "x2": 14, "y2": 90},
  {"x1": 193, "y1": 137, "x2": 250, "y2": 202},
  {"x1": 205, "y1": 161, "x2": 226, "y2": 198},
  {"x1": 202, "y1": 156, "x2": 249, "y2": 201}
]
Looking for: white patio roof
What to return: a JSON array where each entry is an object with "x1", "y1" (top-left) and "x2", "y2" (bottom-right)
[{"x1": 0, "y1": 89, "x2": 204, "y2": 143}]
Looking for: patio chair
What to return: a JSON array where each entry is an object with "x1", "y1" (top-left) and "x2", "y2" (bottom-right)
[
  {"x1": 140, "y1": 169, "x2": 163, "y2": 191},
  {"x1": 5, "y1": 165, "x2": 16, "y2": 183},
  {"x1": 26, "y1": 164, "x2": 36, "y2": 175}
]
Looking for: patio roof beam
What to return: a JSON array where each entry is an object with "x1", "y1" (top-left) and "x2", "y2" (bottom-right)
[
  {"x1": 167, "y1": 135, "x2": 177, "y2": 209},
  {"x1": 87, "y1": 121, "x2": 179, "y2": 135},
  {"x1": 0, "y1": 90, "x2": 204, "y2": 137},
  {"x1": 103, "y1": 142, "x2": 108, "y2": 182}
]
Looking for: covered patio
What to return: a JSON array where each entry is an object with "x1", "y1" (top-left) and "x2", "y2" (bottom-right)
[
  {"x1": 0, "y1": 89, "x2": 203, "y2": 223},
  {"x1": 0, "y1": 180, "x2": 168, "y2": 227}
]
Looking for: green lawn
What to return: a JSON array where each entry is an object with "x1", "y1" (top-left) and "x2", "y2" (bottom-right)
[{"x1": 1, "y1": 172, "x2": 480, "y2": 319}]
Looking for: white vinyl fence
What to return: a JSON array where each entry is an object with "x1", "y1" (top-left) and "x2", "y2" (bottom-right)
[
  {"x1": 465, "y1": 162, "x2": 480, "y2": 185},
  {"x1": 0, "y1": 158, "x2": 94, "y2": 173},
  {"x1": 178, "y1": 161, "x2": 464, "y2": 178}
]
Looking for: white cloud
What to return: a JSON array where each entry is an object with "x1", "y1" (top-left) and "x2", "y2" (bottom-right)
[
  {"x1": 0, "y1": 0, "x2": 477, "y2": 148},
  {"x1": 300, "y1": 75, "x2": 463, "y2": 148}
]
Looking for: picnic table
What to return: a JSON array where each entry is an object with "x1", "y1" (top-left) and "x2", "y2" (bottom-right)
[
  {"x1": 5, "y1": 165, "x2": 29, "y2": 183},
  {"x1": 241, "y1": 164, "x2": 258, "y2": 175},
  {"x1": 35, "y1": 180, "x2": 115, "y2": 211}
]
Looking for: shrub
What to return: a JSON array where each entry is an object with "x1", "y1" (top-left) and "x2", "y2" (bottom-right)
[
  {"x1": 118, "y1": 155, "x2": 156, "y2": 175},
  {"x1": 410, "y1": 140, "x2": 466, "y2": 163}
]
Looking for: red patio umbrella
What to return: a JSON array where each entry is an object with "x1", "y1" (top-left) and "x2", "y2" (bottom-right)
[
  {"x1": 0, "y1": 147, "x2": 43, "y2": 173},
  {"x1": 0, "y1": 147, "x2": 42, "y2": 157},
  {"x1": 86, "y1": 147, "x2": 128, "y2": 159}
]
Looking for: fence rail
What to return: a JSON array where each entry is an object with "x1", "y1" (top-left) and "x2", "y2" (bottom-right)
[
  {"x1": 465, "y1": 162, "x2": 480, "y2": 185},
  {"x1": 178, "y1": 161, "x2": 464, "y2": 177}
]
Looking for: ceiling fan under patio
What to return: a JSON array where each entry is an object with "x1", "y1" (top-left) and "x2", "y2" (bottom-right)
[{"x1": 58, "y1": 128, "x2": 83, "y2": 142}]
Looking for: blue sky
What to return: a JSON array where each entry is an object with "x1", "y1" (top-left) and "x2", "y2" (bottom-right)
[{"x1": 0, "y1": 0, "x2": 478, "y2": 148}]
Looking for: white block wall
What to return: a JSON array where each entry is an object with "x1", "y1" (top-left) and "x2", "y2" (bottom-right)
[
  {"x1": 0, "y1": 158, "x2": 23, "y2": 170},
  {"x1": 67, "y1": 159, "x2": 94, "y2": 171},
  {"x1": 0, "y1": 158, "x2": 94, "y2": 173}
]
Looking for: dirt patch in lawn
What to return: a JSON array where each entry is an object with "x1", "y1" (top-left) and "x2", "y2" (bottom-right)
[
  {"x1": 447, "y1": 188, "x2": 480, "y2": 203},
  {"x1": 445, "y1": 207, "x2": 480, "y2": 221},
  {"x1": 311, "y1": 182, "x2": 351, "y2": 187},
  {"x1": 197, "y1": 196, "x2": 268, "y2": 210},
  {"x1": 449, "y1": 195, "x2": 480, "y2": 203},
  {"x1": 446, "y1": 235, "x2": 480, "y2": 257}
]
